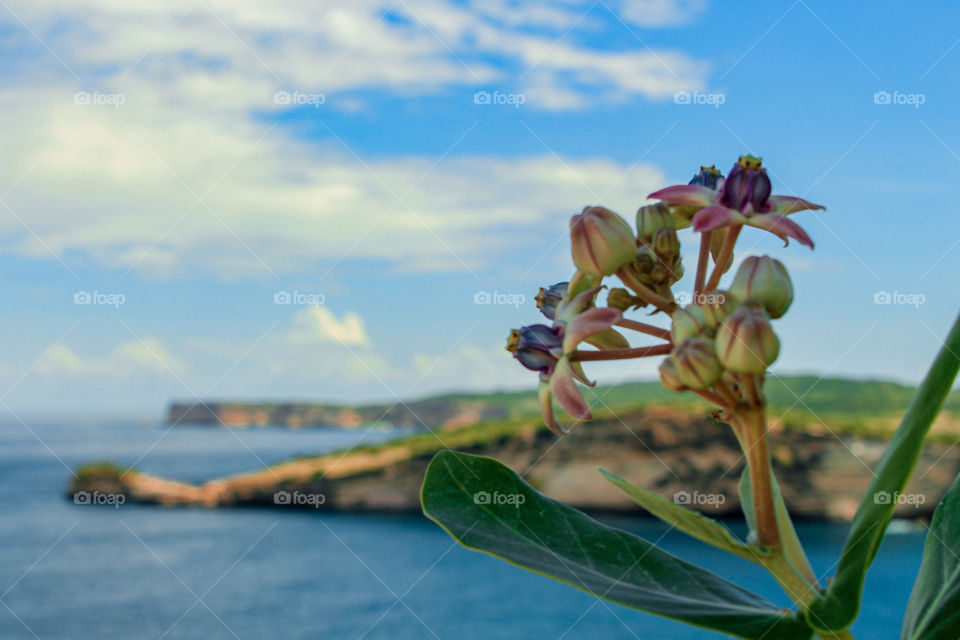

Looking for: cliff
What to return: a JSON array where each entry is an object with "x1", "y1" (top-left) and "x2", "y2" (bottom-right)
[{"x1": 71, "y1": 402, "x2": 960, "y2": 521}]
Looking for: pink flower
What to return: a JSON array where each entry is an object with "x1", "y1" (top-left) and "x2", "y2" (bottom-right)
[
  {"x1": 649, "y1": 156, "x2": 824, "y2": 248},
  {"x1": 507, "y1": 286, "x2": 622, "y2": 433}
]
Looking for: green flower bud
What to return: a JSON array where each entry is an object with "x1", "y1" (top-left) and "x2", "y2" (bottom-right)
[
  {"x1": 698, "y1": 290, "x2": 740, "y2": 329},
  {"x1": 570, "y1": 206, "x2": 637, "y2": 276},
  {"x1": 636, "y1": 202, "x2": 673, "y2": 240},
  {"x1": 715, "y1": 305, "x2": 780, "y2": 374},
  {"x1": 607, "y1": 287, "x2": 640, "y2": 311},
  {"x1": 730, "y1": 256, "x2": 793, "y2": 319},
  {"x1": 651, "y1": 227, "x2": 681, "y2": 258},
  {"x1": 658, "y1": 357, "x2": 687, "y2": 392},
  {"x1": 673, "y1": 338, "x2": 723, "y2": 389},
  {"x1": 671, "y1": 305, "x2": 708, "y2": 344}
]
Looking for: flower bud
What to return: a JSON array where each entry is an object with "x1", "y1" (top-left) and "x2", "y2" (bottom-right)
[
  {"x1": 715, "y1": 305, "x2": 780, "y2": 374},
  {"x1": 570, "y1": 206, "x2": 637, "y2": 276},
  {"x1": 673, "y1": 338, "x2": 723, "y2": 389},
  {"x1": 699, "y1": 290, "x2": 739, "y2": 329},
  {"x1": 636, "y1": 203, "x2": 673, "y2": 240},
  {"x1": 535, "y1": 282, "x2": 568, "y2": 320},
  {"x1": 607, "y1": 287, "x2": 640, "y2": 311},
  {"x1": 658, "y1": 357, "x2": 687, "y2": 392},
  {"x1": 651, "y1": 227, "x2": 680, "y2": 258},
  {"x1": 671, "y1": 305, "x2": 708, "y2": 344},
  {"x1": 730, "y1": 256, "x2": 793, "y2": 319},
  {"x1": 506, "y1": 325, "x2": 562, "y2": 373}
]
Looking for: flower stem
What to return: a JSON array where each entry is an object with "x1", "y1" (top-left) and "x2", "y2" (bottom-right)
[
  {"x1": 694, "y1": 230, "x2": 711, "y2": 297},
  {"x1": 738, "y1": 407, "x2": 780, "y2": 550},
  {"x1": 615, "y1": 266, "x2": 676, "y2": 313},
  {"x1": 569, "y1": 344, "x2": 672, "y2": 361},
  {"x1": 615, "y1": 319, "x2": 671, "y2": 341},
  {"x1": 703, "y1": 225, "x2": 741, "y2": 293}
]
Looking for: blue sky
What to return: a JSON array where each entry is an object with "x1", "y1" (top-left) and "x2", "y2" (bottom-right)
[{"x1": 1, "y1": 0, "x2": 959, "y2": 417}]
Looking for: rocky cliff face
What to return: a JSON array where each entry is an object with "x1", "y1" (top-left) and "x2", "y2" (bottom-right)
[
  {"x1": 167, "y1": 399, "x2": 513, "y2": 429},
  {"x1": 73, "y1": 406, "x2": 960, "y2": 520}
]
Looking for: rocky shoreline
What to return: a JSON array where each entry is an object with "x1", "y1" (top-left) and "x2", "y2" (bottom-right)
[{"x1": 71, "y1": 404, "x2": 960, "y2": 521}]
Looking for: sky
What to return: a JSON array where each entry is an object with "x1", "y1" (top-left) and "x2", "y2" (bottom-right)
[{"x1": 1, "y1": 0, "x2": 959, "y2": 418}]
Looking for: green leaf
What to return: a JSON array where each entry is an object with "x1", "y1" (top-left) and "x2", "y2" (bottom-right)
[
  {"x1": 901, "y1": 471, "x2": 960, "y2": 640},
  {"x1": 422, "y1": 450, "x2": 813, "y2": 640},
  {"x1": 807, "y1": 313, "x2": 960, "y2": 632},
  {"x1": 600, "y1": 468, "x2": 762, "y2": 563}
]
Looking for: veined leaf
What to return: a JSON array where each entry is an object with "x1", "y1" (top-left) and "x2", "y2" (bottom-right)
[
  {"x1": 422, "y1": 450, "x2": 812, "y2": 640},
  {"x1": 901, "y1": 471, "x2": 960, "y2": 640},
  {"x1": 600, "y1": 469, "x2": 762, "y2": 563}
]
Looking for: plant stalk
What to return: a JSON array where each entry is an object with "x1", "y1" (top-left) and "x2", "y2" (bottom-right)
[
  {"x1": 615, "y1": 319, "x2": 671, "y2": 341},
  {"x1": 703, "y1": 225, "x2": 741, "y2": 293},
  {"x1": 738, "y1": 407, "x2": 780, "y2": 550},
  {"x1": 570, "y1": 344, "x2": 672, "y2": 361},
  {"x1": 694, "y1": 230, "x2": 711, "y2": 297}
]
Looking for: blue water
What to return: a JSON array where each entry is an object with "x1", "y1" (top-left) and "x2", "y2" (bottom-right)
[{"x1": 0, "y1": 419, "x2": 926, "y2": 639}]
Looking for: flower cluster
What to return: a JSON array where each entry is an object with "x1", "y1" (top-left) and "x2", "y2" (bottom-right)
[{"x1": 507, "y1": 155, "x2": 822, "y2": 433}]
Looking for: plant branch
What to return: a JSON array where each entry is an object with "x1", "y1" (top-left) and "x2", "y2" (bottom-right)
[
  {"x1": 738, "y1": 408, "x2": 780, "y2": 550},
  {"x1": 694, "y1": 230, "x2": 711, "y2": 297},
  {"x1": 615, "y1": 318, "x2": 671, "y2": 341},
  {"x1": 703, "y1": 225, "x2": 741, "y2": 293},
  {"x1": 569, "y1": 344, "x2": 672, "y2": 361}
]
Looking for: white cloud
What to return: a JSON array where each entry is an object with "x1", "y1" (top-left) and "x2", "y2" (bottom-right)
[
  {"x1": 34, "y1": 336, "x2": 186, "y2": 379},
  {"x1": 0, "y1": 0, "x2": 707, "y2": 280},
  {"x1": 619, "y1": 0, "x2": 707, "y2": 27},
  {"x1": 285, "y1": 307, "x2": 370, "y2": 347}
]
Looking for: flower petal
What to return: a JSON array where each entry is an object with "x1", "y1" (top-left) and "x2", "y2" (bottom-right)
[
  {"x1": 648, "y1": 184, "x2": 716, "y2": 208},
  {"x1": 767, "y1": 195, "x2": 825, "y2": 215},
  {"x1": 747, "y1": 213, "x2": 814, "y2": 248},
  {"x1": 568, "y1": 359, "x2": 596, "y2": 386},
  {"x1": 692, "y1": 205, "x2": 746, "y2": 232},
  {"x1": 563, "y1": 307, "x2": 622, "y2": 352},
  {"x1": 538, "y1": 378, "x2": 565, "y2": 434},
  {"x1": 555, "y1": 284, "x2": 603, "y2": 325},
  {"x1": 584, "y1": 327, "x2": 630, "y2": 351},
  {"x1": 550, "y1": 359, "x2": 592, "y2": 422}
]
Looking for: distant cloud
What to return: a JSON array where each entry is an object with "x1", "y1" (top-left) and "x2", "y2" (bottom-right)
[{"x1": 286, "y1": 307, "x2": 370, "y2": 347}]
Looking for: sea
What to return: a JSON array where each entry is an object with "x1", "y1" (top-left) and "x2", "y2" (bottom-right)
[{"x1": 0, "y1": 418, "x2": 927, "y2": 639}]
